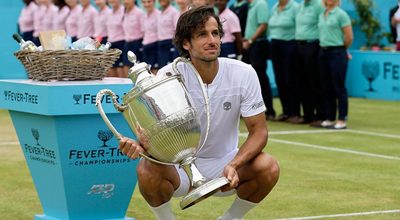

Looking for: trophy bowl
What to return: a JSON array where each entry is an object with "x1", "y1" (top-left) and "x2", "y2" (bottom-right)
[{"x1": 96, "y1": 52, "x2": 229, "y2": 209}]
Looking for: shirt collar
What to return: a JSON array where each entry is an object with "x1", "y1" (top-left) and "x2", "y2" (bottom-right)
[{"x1": 234, "y1": 0, "x2": 247, "y2": 7}]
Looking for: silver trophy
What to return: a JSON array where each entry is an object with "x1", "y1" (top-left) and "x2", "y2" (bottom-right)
[{"x1": 96, "y1": 52, "x2": 229, "y2": 209}]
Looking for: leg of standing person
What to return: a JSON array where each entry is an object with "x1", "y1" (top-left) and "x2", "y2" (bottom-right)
[
  {"x1": 296, "y1": 42, "x2": 314, "y2": 122},
  {"x1": 297, "y1": 41, "x2": 324, "y2": 124},
  {"x1": 329, "y1": 48, "x2": 349, "y2": 128},
  {"x1": 249, "y1": 39, "x2": 276, "y2": 119},
  {"x1": 270, "y1": 39, "x2": 290, "y2": 121},
  {"x1": 319, "y1": 49, "x2": 336, "y2": 127},
  {"x1": 310, "y1": 43, "x2": 326, "y2": 125},
  {"x1": 281, "y1": 40, "x2": 302, "y2": 123}
]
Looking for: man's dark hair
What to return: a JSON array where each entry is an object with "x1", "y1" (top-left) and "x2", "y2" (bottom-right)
[{"x1": 173, "y1": 6, "x2": 224, "y2": 58}]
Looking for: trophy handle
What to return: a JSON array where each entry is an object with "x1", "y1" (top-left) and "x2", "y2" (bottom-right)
[
  {"x1": 96, "y1": 89, "x2": 174, "y2": 166},
  {"x1": 96, "y1": 89, "x2": 127, "y2": 140},
  {"x1": 172, "y1": 57, "x2": 210, "y2": 154}
]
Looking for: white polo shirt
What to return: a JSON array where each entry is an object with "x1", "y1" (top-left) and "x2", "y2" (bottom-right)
[{"x1": 158, "y1": 58, "x2": 266, "y2": 159}]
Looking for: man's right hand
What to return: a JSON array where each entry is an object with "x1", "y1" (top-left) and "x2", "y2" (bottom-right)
[{"x1": 119, "y1": 137, "x2": 145, "y2": 160}]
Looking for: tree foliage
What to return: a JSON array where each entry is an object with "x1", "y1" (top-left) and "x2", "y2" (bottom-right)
[{"x1": 351, "y1": 0, "x2": 384, "y2": 47}]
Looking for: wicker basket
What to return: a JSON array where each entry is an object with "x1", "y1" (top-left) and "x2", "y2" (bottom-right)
[{"x1": 14, "y1": 49, "x2": 122, "y2": 81}]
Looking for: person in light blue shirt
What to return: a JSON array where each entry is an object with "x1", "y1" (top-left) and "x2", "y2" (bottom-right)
[
  {"x1": 243, "y1": 0, "x2": 276, "y2": 120},
  {"x1": 295, "y1": 0, "x2": 325, "y2": 127},
  {"x1": 318, "y1": 0, "x2": 353, "y2": 129},
  {"x1": 268, "y1": 0, "x2": 301, "y2": 123}
]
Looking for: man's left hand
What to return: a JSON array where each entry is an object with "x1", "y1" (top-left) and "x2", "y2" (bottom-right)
[{"x1": 220, "y1": 164, "x2": 239, "y2": 192}]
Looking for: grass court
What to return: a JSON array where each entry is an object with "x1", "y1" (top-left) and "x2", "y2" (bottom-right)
[{"x1": 0, "y1": 98, "x2": 399, "y2": 219}]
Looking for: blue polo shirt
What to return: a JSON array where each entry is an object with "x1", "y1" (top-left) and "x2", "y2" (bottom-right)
[
  {"x1": 268, "y1": 0, "x2": 299, "y2": 41},
  {"x1": 318, "y1": 6, "x2": 351, "y2": 47},
  {"x1": 295, "y1": 0, "x2": 324, "y2": 40},
  {"x1": 244, "y1": 0, "x2": 269, "y2": 40}
]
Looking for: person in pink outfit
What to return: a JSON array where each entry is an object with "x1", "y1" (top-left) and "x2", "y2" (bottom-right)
[
  {"x1": 176, "y1": 0, "x2": 189, "y2": 14},
  {"x1": 216, "y1": 0, "x2": 242, "y2": 59},
  {"x1": 53, "y1": 0, "x2": 70, "y2": 31},
  {"x1": 94, "y1": 0, "x2": 111, "y2": 44},
  {"x1": 18, "y1": 0, "x2": 38, "y2": 42},
  {"x1": 41, "y1": 0, "x2": 58, "y2": 31},
  {"x1": 107, "y1": 0, "x2": 126, "y2": 77},
  {"x1": 77, "y1": 0, "x2": 97, "y2": 39},
  {"x1": 157, "y1": 0, "x2": 180, "y2": 68},
  {"x1": 33, "y1": 0, "x2": 58, "y2": 45},
  {"x1": 122, "y1": 0, "x2": 145, "y2": 75},
  {"x1": 142, "y1": 0, "x2": 160, "y2": 74},
  {"x1": 65, "y1": 0, "x2": 82, "y2": 42}
]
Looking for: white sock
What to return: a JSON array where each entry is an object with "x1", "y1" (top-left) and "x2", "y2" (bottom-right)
[
  {"x1": 149, "y1": 200, "x2": 176, "y2": 220},
  {"x1": 219, "y1": 197, "x2": 257, "y2": 220}
]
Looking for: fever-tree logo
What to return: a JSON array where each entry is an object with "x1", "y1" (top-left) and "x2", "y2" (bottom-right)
[
  {"x1": 97, "y1": 130, "x2": 114, "y2": 147},
  {"x1": 73, "y1": 94, "x2": 82, "y2": 104},
  {"x1": 31, "y1": 128, "x2": 41, "y2": 146},
  {"x1": 362, "y1": 61, "x2": 380, "y2": 92}
]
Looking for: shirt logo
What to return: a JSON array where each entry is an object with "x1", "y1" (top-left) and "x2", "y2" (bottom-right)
[
  {"x1": 251, "y1": 101, "x2": 264, "y2": 110},
  {"x1": 223, "y1": 102, "x2": 231, "y2": 111}
]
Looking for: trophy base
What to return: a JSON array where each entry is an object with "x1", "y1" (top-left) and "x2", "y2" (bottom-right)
[{"x1": 180, "y1": 177, "x2": 230, "y2": 210}]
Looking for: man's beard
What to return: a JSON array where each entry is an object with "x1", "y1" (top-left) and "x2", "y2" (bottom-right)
[{"x1": 198, "y1": 48, "x2": 221, "y2": 62}]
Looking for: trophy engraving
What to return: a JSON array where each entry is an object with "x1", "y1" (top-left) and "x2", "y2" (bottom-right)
[
  {"x1": 96, "y1": 52, "x2": 229, "y2": 210},
  {"x1": 97, "y1": 130, "x2": 114, "y2": 147},
  {"x1": 362, "y1": 61, "x2": 380, "y2": 92},
  {"x1": 31, "y1": 128, "x2": 40, "y2": 146},
  {"x1": 73, "y1": 94, "x2": 82, "y2": 104}
]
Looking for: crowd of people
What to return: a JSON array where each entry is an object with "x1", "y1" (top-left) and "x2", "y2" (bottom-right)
[{"x1": 18, "y1": 0, "x2": 354, "y2": 129}]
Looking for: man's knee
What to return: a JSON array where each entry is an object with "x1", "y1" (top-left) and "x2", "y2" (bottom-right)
[
  {"x1": 256, "y1": 153, "x2": 280, "y2": 184},
  {"x1": 136, "y1": 160, "x2": 180, "y2": 189},
  {"x1": 136, "y1": 160, "x2": 162, "y2": 184}
]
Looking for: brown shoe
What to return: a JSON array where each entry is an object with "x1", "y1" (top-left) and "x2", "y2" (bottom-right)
[
  {"x1": 286, "y1": 116, "x2": 305, "y2": 124},
  {"x1": 266, "y1": 114, "x2": 276, "y2": 121},
  {"x1": 276, "y1": 114, "x2": 289, "y2": 121}
]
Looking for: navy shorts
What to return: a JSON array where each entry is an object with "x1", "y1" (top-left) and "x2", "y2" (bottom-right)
[
  {"x1": 123, "y1": 39, "x2": 143, "y2": 66},
  {"x1": 100, "y1": 36, "x2": 108, "y2": 45},
  {"x1": 220, "y1": 42, "x2": 237, "y2": 59},
  {"x1": 143, "y1": 41, "x2": 159, "y2": 69},
  {"x1": 157, "y1": 39, "x2": 179, "y2": 68},
  {"x1": 110, "y1": 40, "x2": 125, "y2": 67},
  {"x1": 22, "y1": 31, "x2": 34, "y2": 42}
]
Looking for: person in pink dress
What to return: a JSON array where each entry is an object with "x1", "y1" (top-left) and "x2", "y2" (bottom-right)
[
  {"x1": 141, "y1": 0, "x2": 160, "y2": 74},
  {"x1": 18, "y1": 0, "x2": 38, "y2": 42},
  {"x1": 94, "y1": 0, "x2": 111, "y2": 44},
  {"x1": 77, "y1": 0, "x2": 97, "y2": 39},
  {"x1": 176, "y1": 0, "x2": 189, "y2": 14},
  {"x1": 157, "y1": 0, "x2": 180, "y2": 68},
  {"x1": 33, "y1": 0, "x2": 58, "y2": 45},
  {"x1": 52, "y1": 0, "x2": 70, "y2": 31},
  {"x1": 41, "y1": 0, "x2": 58, "y2": 31},
  {"x1": 216, "y1": 0, "x2": 242, "y2": 59},
  {"x1": 65, "y1": 0, "x2": 82, "y2": 42},
  {"x1": 122, "y1": 0, "x2": 145, "y2": 75},
  {"x1": 107, "y1": 0, "x2": 126, "y2": 77}
]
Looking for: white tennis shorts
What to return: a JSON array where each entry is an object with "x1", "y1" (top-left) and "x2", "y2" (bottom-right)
[{"x1": 173, "y1": 148, "x2": 238, "y2": 197}]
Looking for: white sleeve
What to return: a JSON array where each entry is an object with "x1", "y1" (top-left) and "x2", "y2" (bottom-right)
[{"x1": 240, "y1": 67, "x2": 267, "y2": 117}]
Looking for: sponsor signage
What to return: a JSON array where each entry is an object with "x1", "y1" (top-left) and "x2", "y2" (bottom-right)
[
  {"x1": 347, "y1": 50, "x2": 400, "y2": 100},
  {"x1": 2, "y1": 78, "x2": 138, "y2": 219}
]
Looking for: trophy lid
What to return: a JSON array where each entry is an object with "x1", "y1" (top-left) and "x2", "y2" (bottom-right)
[{"x1": 127, "y1": 51, "x2": 151, "y2": 84}]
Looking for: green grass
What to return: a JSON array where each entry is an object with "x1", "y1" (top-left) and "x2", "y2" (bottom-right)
[{"x1": 1, "y1": 98, "x2": 400, "y2": 219}]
